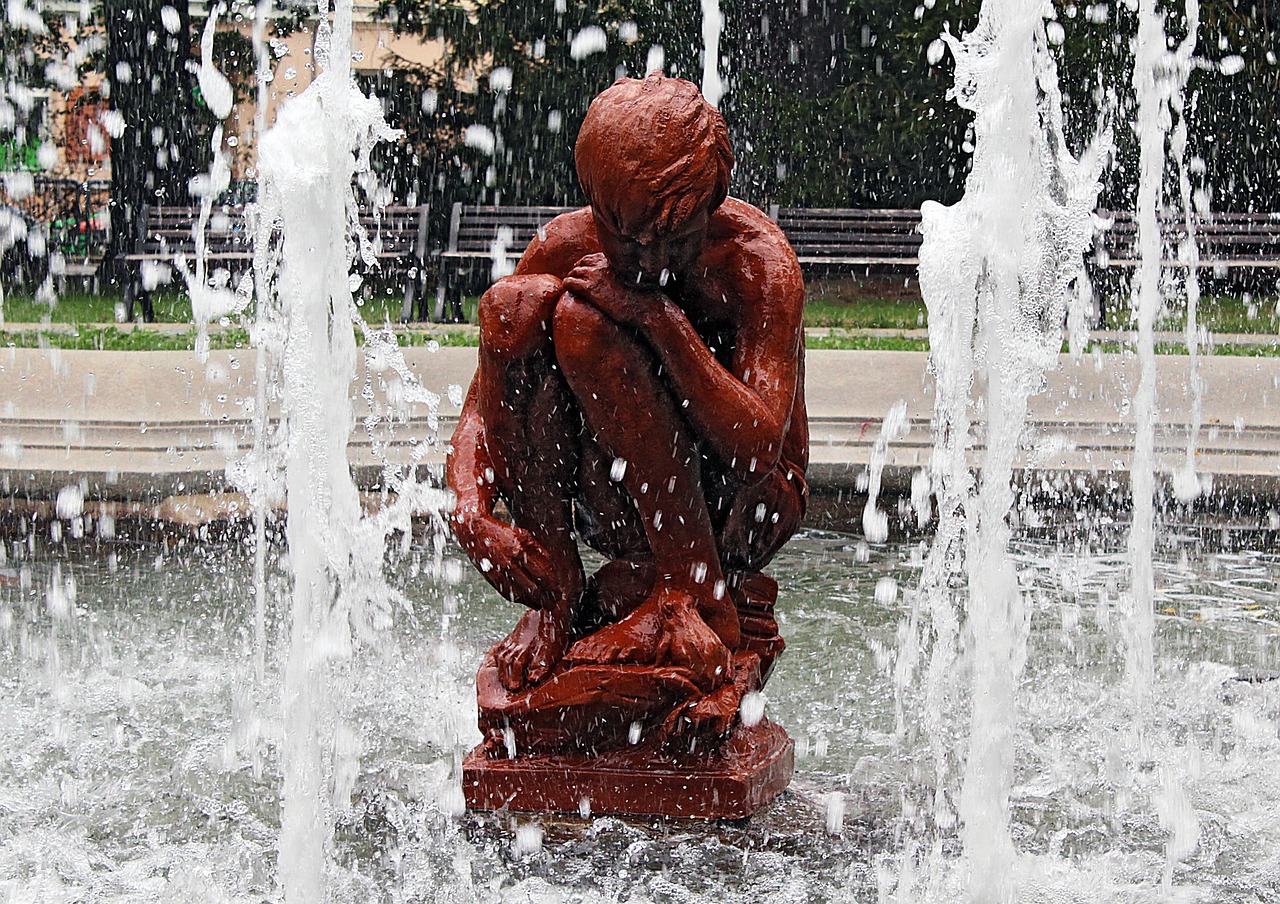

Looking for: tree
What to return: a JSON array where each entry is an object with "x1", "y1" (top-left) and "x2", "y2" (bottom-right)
[
  {"x1": 364, "y1": 0, "x2": 1280, "y2": 309},
  {"x1": 723, "y1": 0, "x2": 980, "y2": 208},
  {"x1": 100, "y1": 0, "x2": 215, "y2": 304},
  {"x1": 370, "y1": 0, "x2": 705, "y2": 204},
  {"x1": 369, "y1": 0, "x2": 983, "y2": 216}
]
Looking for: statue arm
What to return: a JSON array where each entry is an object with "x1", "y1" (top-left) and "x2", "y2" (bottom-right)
[
  {"x1": 446, "y1": 385, "x2": 498, "y2": 545},
  {"x1": 639, "y1": 289, "x2": 802, "y2": 484},
  {"x1": 562, "y1": 250, "x2": 802, "y2": 485},
  {"x1": 446, "y1": 378, "x2": 559, "y2": 609}
]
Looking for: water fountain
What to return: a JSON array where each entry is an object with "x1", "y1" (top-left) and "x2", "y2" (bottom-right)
[{"x1": 2, "y1": 0, "x2": 1280, "y2": 901}]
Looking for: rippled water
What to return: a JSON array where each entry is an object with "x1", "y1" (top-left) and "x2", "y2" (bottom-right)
[{"x1": 1, "y1": 527, "x2": 1277, "y2": 902}]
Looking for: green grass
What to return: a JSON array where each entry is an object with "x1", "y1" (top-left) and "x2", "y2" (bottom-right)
[
  {"x1": 0, "y1": 326, "x2": 251, "y2": 351},
  {"x1": 9, "y1": 287, "x2": 930, "y2": 331},
  {"x1": 1116, "y1": 293, "x2": 1280, "y2": 334},
  {"x1": 0, "y1": 325, "x2": 478, "y2": 352},
  {"x1": 2, "y1": 289, "x2": 427, "y2": 326},
  {"x1": 7, "y1": 325, "x2": 1280, "y2": 355},
  {"x1": 803, "y1": 297, "x2": 928, "y2": 330},
  {"x1": 6, "y1": 287, "x2": 1280, "y2": 353},
  {"x1": 2, "y1": 291, "x2": 188, "y2": 323},
  {"x1": 805, "y1": 333, "x2": 929, "y2": 351}
]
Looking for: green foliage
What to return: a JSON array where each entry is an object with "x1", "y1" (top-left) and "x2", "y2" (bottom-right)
[
  {"x1": 368, "y1": 0, "x2": 705, "y2": 210},
  {"x1": 366, "y1": 0, "x2": 1280, "y2": 222},
  {"x1": 1048, "y1": 0, "x2": 1280, "y2": 212},
  {"x1": 725, "y1": 0, "x2": 980, "y2": 207},
  {"x1": 368, "y1": 0, "x2": 979, "y2": 210},
  {"x1": 0, "y1": 8, "x2": 79, "y2": 169}
]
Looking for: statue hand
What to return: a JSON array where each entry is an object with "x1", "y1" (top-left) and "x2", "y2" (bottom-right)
[
  {"x1": 452, "y1": 512, "x2": 559, "y2": 609},
  {"x1": 562, "y1": 253, "x2": 659, "y2": 330}
]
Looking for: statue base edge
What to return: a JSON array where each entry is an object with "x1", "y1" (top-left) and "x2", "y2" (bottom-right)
[{"x1": 462, "y1": 720, "x2": 794, "y2": 820}]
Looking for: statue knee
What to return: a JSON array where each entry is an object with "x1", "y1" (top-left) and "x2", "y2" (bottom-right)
[{"x1": 478, "y1": 274, "x2": 563, "y2": 359}]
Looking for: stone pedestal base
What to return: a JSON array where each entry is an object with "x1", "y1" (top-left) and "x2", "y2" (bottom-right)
[{"x1": 462, "y1": 720, "x2": 794, "y2": 819}]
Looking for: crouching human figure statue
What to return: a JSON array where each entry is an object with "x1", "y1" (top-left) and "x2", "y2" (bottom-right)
[{"x1": 448, "y1": 73, "x2": 809, "y2": 817}]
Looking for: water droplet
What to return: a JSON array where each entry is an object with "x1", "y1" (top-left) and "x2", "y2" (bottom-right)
[
  {"x1": 512, "y1": 822, "x2": 543, "y2": 855},
  {"x1": 1219, "y1": 55, "x2": 1245, "y2": 76}
]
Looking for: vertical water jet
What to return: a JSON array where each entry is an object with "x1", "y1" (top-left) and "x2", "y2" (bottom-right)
[{"x1": 913, "y1": 0, "x2": 1108, "y2": 897}]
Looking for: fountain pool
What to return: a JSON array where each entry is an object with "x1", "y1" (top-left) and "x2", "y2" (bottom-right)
[{"x1": 2, "y1": 525, "x2": 1279, "y2": 901}]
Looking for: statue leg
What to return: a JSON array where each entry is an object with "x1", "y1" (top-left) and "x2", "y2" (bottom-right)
[
  {"x1": 551, "y1": 294, "x2": 739, "y2": 679},
  {"x1": 715, "y1": 462, "x2": 807, "y2": 676},
  {"x1": 659, "y1": 464, "x2": 808, "y2": 744},
  {"x1": 476, "y1": 275, "x2": 586, "y2": 689}
]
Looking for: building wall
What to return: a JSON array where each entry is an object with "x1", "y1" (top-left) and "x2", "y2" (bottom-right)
[{"x1": 4, "y1": 6, "x2": 444, "y2": 191}]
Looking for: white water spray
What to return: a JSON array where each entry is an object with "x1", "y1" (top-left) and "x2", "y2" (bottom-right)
[
  {"x1": 700, "y1": 0, "x2": 724, "y2": 108},
  {"x1": 1128, "y1": 0, "x2": 1203, "y2": 884},
  {"x1": 1127, "y1": 0, "x2": 1200, "y2": 715},
  {"x1": 253, "y1": 1, "x2": 402, "y2": 898},
  {"x1": 184, "y1": 5, "x2": 243, "y2": 361},
  {"x1": 909, "y1": 0, "x2": 1109, "y2": 898}
]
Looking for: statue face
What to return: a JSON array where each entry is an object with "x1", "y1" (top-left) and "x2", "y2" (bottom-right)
[{"x1": 592, "y1": 206, "x2": 710, "y2": 289}]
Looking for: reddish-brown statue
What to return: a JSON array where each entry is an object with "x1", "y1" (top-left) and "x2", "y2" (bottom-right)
[{"x1": 448, "y1": 73, "x2": 809, "y2": 818}]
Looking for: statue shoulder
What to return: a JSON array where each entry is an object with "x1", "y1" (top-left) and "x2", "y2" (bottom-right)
[
  {"x1": 516, "y1": 207, "x2": 600, "y2": 277},
  {"x1": 704, "y1": 199, "x2": 803, "y2": 305},
  {"x1": 711, "y1": 199, "x2": 800, "y2": 269}
]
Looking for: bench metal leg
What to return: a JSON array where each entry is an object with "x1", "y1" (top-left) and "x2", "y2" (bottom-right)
[
  {"x1": 400, "y1": 277, "x2": 417, "y2": 322},
  {"x1": 434, "y1": 266, "x2": 465, "y2": 323},
  {"x1": 431, "y1": 281, "x2": 447, "y2": 323},
  {"x1": 401, "y1": 265, "x2": 430, "y2": 322},
  {"x1": 122, "y1": 276, "x2": 137, "y2": 322},
  {"x1": 124, "y1": 277, "x2": 154, "y2": 323},
  {"x1": 138, "y1": 288, "x2": 154, "y2": 323}
]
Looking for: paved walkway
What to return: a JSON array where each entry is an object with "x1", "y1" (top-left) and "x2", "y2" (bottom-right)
[{"x1": 4, "y1": 343, "x2": 1280, "y2": 516}]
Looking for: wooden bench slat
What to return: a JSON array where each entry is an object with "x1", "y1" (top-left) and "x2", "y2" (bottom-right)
[{"x1": 122, "y1": 201, "x2": 431, "y2": 321}]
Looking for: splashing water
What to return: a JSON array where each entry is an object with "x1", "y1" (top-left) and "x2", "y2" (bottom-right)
[
  {"x1": 1127, "y1": 0, "x2": 1200, "y2": 714},
  {"x1": 185, "y1": 4, "x2": 243, "y2": 362},
  {"x1": 248, "y1": 0, "x2": 446, "y2": 898},
  {"x1": 1128, "y1": 0, "x2": 1202, "y2": 889},
  {"x1": 701, "y1": 0, "x2": 724, "y2": 107},
  {"x1": 905, "y1": 0, "x2": 1109, "y2": 897}
]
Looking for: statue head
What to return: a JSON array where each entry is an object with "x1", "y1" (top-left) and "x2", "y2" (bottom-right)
[{"x1": 575, "y1": 72, "x2": 734, "y2": 285}]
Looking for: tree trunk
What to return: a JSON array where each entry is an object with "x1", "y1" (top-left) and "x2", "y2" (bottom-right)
[{"x1": 102, "y1": 0, "x2": 208, "y2": 308}]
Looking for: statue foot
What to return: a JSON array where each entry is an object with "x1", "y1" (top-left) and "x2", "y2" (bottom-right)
[
  {"x1": 493, "y1": 607, "x2": 569, "y2": 692},
  {"x1": 662, "y1": 683, "x2": 740, "y2": 744},
  {"x1": 662, "y1": 652, "x2": 764, "y2": 750},
  {"x1": 564, "y1": 585, "x2": 732, "y2": 691}
]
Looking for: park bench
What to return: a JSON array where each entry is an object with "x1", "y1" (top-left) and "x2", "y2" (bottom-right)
[
  {"x1": 770, "y1": 206, "x2": 924, "y2": 271},
  {"x1": 1089, "y1": 210, "x2": 1280, "y2": 325},
  {"x1": 425, "y1": 203, "x2": 1280, "y2": 325},
  {"x1": 1092, "y1": 210, "x2": 1280, "y2": 271},
  {"x1": 775, "y1": 205, "x2": 1280, "y2": 274},
  {"x1": 121, "y1": 202, "x2": 429, "y2": 322},
  {"x1": 1, "y1": 176, "x2": 110, "y2": 288},
  {"x1": 431, "y1": 203, "x2": 927, "y2": 322},
  {"x1": 431, "y1": 203, "x2": 577, "y2": 322}
]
